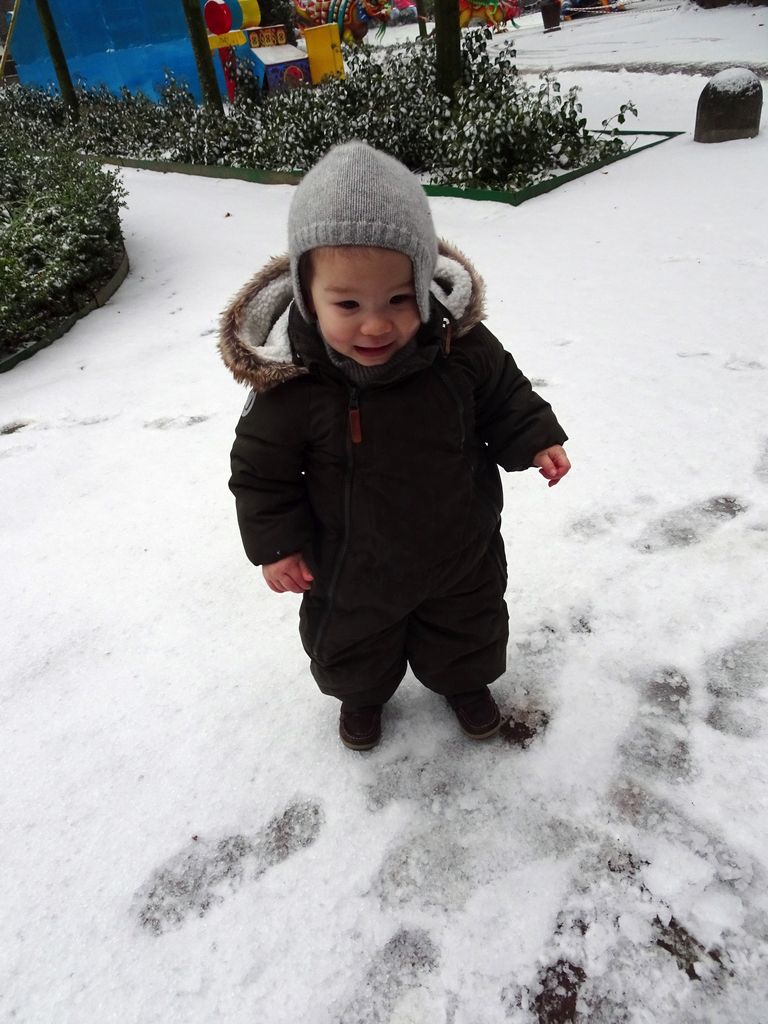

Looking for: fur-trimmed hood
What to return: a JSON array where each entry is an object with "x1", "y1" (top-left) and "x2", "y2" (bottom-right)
[{"x1": 218, "y1": 240, "x2": 486, "y2": 393}]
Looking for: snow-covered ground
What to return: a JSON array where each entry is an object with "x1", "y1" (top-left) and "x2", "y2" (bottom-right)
[
  {"x1": 2, "y1": 6, "x2": 767, "y2": 1023},
  {"x1": 509, "y1": 0, "x2": 768, "y2": 73},
  {"x1": 384, "y1": 0, "x2": 768, "y2": 74}
]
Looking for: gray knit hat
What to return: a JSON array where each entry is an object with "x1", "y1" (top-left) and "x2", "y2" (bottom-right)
[{"x1": 288, "y1": 141, "x2": 439, "y2": 323}]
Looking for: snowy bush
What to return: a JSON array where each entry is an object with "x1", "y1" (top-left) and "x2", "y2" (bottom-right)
[
  {"x1": 432, "y1": 31, "x2": 636, "y2": 188},
  {"x1": 0, "y1": 30, "x2": 634, "y2": 192},
  {"x1": 0, "y1": 130, "x2": 126, "y2": 356}
]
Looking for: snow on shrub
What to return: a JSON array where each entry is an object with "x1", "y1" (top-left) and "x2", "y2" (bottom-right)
[
  {"x1": 0, "y1": 30, "x2": 634, "y2": 192},
  {"x1": 0, "y1": 130, "x2": 126, "y2": 356}
]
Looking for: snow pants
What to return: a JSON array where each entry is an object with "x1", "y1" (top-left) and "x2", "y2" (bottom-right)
[{"x1": 299, "y1": 530, "x2": 509, "y2": 708}]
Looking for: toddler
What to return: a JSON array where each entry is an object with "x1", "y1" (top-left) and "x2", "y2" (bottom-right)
[{"x1": 220, "y1": 141, "x2": 570, "y2": 750}]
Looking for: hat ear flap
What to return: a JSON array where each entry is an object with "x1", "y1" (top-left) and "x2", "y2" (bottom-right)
[
  {"x1": 298, "y1": 253, "x2": 316, "y2": 317},
  {"x1": 290, "y1": 254, "x2": 313, "y2": 323}
]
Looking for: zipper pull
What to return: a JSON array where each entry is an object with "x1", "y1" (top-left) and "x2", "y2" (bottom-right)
[
  {"x1": 348, "y1": 389, "x2": 362, "y2": 444},
  {"x1": 442, "y1": 316, "x2": 453, "y2": 356}
]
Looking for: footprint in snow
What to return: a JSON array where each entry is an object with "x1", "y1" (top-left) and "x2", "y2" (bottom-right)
[
  {"x1": 373, "y1": 807, "x2": 583, "y2": 919},
  {"x1": 2, "y1": 416, "x2": 116, "y2": 432},
  {"x1": 134, "y1": 798, "x2": 323, "y2": 935},
  {"x1": 568, "y1": 508, "x2": 624, "y2": 540},
  {"x1": 69, "y1": 415, "x2": 113, "y2": 427},
  {"x1": 705, "y1": 633, "x2": 768, "y2": 739},
  {"x1": 335, "y1": 928, "x2": 439, "y2": 1024},
  {"x1": 0, "y1": 420, "x2": 32, "y2": 435},
  {"x1": 510, "y1": 619, "x2": 567, "y2": 695},
  {"x1": 499, "y1": 707, "x2": 551, "y2": 750},
  {"x1": 372, "y1": 822, "x2": 475, "y2": 912},
  {"x1": 507, "y1": 609, "x2": 591, "y2": 709},
  {"x1": 632, "y1": 495, "x2": 747, "y2": 553},
  {"x1": 619, "y1": 667, "x2": 694, "y2": 785},
  {"x1": 609, "y1": 780, "x2": 762, "y2": 899},
  {"x1": 568, "y1": 495, "x2": 656, "y2": 541},
  {"x1": 724, "y1": 358, "x2": 765, "y2": 372},
  {"x1": 496, "y1": 610, "x2": 591, "y2": 752},
  {"x1": 0, "y1": 444, "x2": 34, "y2": 460},
  {"x1": 755, "y1": 439, "x2": 768, "y2": 484},
  {"x1": 502, "y1": 958, "x2": 587, "y2": 1024},
  {"x1": 366, "y1": 753, "x2": 467, "y2": 812},
  {"x1": 144, "y1": 415, "x2": 210, "y2": 430},
  {"x1": 502, "y1": 653, "x2": 768, "y2": 1023},
  {"x1": 503, "y1": 835, "x2": 746, "y2": 1024}
]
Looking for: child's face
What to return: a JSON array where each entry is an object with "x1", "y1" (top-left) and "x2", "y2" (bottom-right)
[{"x1": 305, "y1": 247, "x2": 421, "y2": 366}]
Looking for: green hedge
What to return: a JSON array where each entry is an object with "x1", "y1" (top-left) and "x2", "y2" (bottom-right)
[
  {"x1": 0, "y1": 31, "x2": 635, "y2": 357},
  {"x1": 0, "y1": 31, "x2": 634, "y2": 192},
  {"x1": 0, "y1": 133, "x2": 126, "y2": 358}
]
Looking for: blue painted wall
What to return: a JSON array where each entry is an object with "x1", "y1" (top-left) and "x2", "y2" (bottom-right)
[{"x1": 10, "y1": 0, "x2": 224, "y2": 100}]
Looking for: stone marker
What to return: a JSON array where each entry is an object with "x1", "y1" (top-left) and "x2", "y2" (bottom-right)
[{"x1": 694, "y1": 67, "x2": 763, "y2": 143}]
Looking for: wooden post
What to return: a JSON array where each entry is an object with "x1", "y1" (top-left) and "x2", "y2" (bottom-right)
[
  {"x1": 180, "y1": 0, "x2": 224, "y2": 113},
  {"x1": 540, "y1": 0, "x2": 561, "y2": 32},
  {"x1": 434, "y1": 0, "x2": 461, "y2": 100},
  {"x1": 1, "y1": 0, "x2": 23, "y2": 79},
  {"x1": 415, "y1": 0, "x2": 429, "y2": 39},
  {"x1": 34, "y1": 0, "x2": 79, "y2": 119}
]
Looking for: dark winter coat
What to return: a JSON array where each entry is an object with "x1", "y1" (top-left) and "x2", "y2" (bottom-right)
[{"x1": 219, "y1": 244, "x2": 567, "y2": 692}]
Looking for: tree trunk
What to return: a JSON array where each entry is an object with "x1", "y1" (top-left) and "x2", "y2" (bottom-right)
[
  {"x1": 434, "y1": 0, "x2": 461, "y2": 100},
  {"x1": 34, "y1": 0, "x2": 78, "y2": 119},
  {"x1": 180, "y1": 0, "x2": 224, "y2": 113}
]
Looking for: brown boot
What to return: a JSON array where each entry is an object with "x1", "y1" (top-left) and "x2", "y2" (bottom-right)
[
  {"x1": 339, "y1": 704, "x2": 382, "y2": 751},
  {"x1": 448, "y1": 687, "x2": 502, "y2": 740}
]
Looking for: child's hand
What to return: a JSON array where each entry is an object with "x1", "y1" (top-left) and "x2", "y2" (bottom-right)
[
  {"x1": 263, "y1": 553, "x2": 314, "y2": 593},
  {"x1": 533, "y1": 445, "x2": 571, "y2": 487}
]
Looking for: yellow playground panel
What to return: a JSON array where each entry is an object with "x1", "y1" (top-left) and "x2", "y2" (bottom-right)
[
  {"x1": 302, "y1": 23, "x2": 344, "y2": 85},
  {"x1": 239, "y1": 0, "x2": 262, "y2": 23}
]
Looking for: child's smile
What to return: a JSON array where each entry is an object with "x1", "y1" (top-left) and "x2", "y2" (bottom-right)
[{"x1": 306, "y1": 247, "x2": 422, "y2": 366}]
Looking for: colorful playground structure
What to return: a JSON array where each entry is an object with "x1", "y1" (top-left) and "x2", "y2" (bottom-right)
[
  {"x1": 204, "y1": 0, "x2": 344, "y2": 97},
  {"x1": 458, "y1": 0, "x2": 521, "y2": 30},
  {"x1": 5, "y1": 0, "x2": 344, "y2": 101},
  {"x1": 293, "y1": 0, "x2": 390, "y2": 44}
]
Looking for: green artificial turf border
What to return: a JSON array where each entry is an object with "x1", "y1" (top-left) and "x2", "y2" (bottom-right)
[{"x1": 99, "y1": 130, "x2": 683, "y2": 207}]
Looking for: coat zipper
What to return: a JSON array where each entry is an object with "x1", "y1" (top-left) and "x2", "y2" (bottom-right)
[
  {"x1": 311, "y1": 387, "x2": 359, "y2": 662},
  {"x1": 435, "y1": 344, "x2": 500, "y2": 526},
  {"x1": 433, "y1": 360, "x2": 465, "y2": 450},
  {"x1": 348, "y1": 387, "x2": 362, "y2": 444}
]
